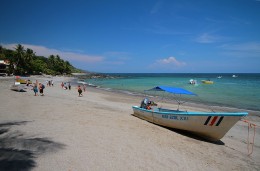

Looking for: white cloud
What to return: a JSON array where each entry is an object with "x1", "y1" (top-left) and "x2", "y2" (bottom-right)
[
  {"x1": 150, "y1": 1, "x2": 163, "y2": 14},
  {"x1": 156, "y1": 56, "x2": 186, "y2": 66},
  {"x1": 196, "y1": 33, "x2": 218, "y2": 43},
  {"x1": 2, "y1": 43, "x2": 104, "y2": 63},
  {"x1": 148, "y1": 56, "x2": 186, "y2": 72},
  {"x1": 220, "y1": 42, "x2": 260, "y2": 52},
  {"x1": 219, "y1": 42, "x2": 260, "y2": 57},
  {"x1": 195, "y1": 33, "x2": 227, "y2": 44},
  {"x1": 144, "y1": 25, "x2": 190, "y2": 35}
]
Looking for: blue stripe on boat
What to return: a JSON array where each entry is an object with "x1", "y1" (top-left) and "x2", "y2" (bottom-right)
[{"x1": 132, "y1": 106, "x2": 248, "y2": 117}]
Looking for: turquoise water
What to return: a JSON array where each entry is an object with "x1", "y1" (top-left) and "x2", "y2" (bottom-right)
[{"x1": 85, "y1": 73, "x2": 260, "y2": 111}]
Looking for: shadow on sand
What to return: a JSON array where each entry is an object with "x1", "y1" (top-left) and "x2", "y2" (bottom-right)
[
  {"x1": 131, "y1": 114, "x2": 225, "y2": 145},
  {"x1": 0, "y1": 121, "x2": 65, "y2": 171}
]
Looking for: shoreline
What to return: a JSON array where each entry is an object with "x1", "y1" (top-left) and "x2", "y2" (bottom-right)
[
  {"x1": 1, "y1": 76, "x2": 259, "y2": 170},
  {"x1": 2, "y1": 75, "x2": 260, "y2": 113},
  {"x1": 2, "y1": 75, "x2": 260, "y2": 115},
  {"x1": 81, "y1": 73, "x2": 260, "y2": 112},
  {"x1": 91, "y1": 85, "x2": 260, "y2": 116}
]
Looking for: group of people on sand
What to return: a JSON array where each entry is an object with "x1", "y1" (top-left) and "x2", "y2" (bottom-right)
[
  {"x1": 29, "y1": 80, "x2": 87, "y2": 97},
  {"x1": 32, "y1": 80, "x2": 45, "y2": 96},
  {"x1": 60, "y1": 81, "x2": 86, "y2": 97},
  {"x1": 61, "y1": 82, "x2": 71, "y2": 90}
]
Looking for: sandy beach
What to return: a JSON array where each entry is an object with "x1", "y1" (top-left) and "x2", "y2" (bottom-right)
[{"x1": 0, "y1": 76, "x2": 259, "y2": 171}]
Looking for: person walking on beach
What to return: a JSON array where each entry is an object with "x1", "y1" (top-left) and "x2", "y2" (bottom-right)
[
  {"x1": 68, "y1": 82, "x2": 71, "y2": 90},
  {"x1": 83, "y1": 84, "x2": 86, "y2": 92},
  {"x1": 39, "y1": 83, "x2": 45, "y2": 96},
  {"x1": 78, "y1": 85, "x2": 83, "y2": 97},
  {"x1": 26, "y1": 80, "x2": 30, "y2": 86},
  {"x1": 33, "y1": 83, "x2": 38, "y2": 96}
]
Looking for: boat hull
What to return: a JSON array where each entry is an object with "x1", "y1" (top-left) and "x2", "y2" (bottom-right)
[
  {"x1": 201, "y1": 80, "x2": 214, "y2": 84},
  {"x1": 16, "y1": 78, "x2": 32, "y2": 84},
  {"x1": 132, "y1": 106, "x2": 247, "y2": 141},
  {"x1": 10, "y1": 82, "x2": 25, "y2": 92}
]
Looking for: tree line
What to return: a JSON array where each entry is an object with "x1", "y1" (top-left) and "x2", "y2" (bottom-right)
[{"x1": 0, "y1": 44, "x2": 81, "y2": 75}]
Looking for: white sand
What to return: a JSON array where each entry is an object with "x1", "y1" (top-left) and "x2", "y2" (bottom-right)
[{"x1": 0, "y1": 76, "x2": 259, "y2": 171}]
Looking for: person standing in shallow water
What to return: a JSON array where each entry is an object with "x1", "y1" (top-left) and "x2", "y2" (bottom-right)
[
  {"x1": 83, "y1": 84, "x2": 86, "y2": 92},
  {"x1": 78, "y1": 85, "x2": 83, "y2": 97}
]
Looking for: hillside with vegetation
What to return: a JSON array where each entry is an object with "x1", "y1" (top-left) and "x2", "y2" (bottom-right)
[{"x1": 0, "y1": 44, "x2": 82, "y2": 75}]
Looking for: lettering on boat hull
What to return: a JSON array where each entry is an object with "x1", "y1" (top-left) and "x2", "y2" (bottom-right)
[{"x1": 162, "y1": 115, "x2": 188, "y2": 121}]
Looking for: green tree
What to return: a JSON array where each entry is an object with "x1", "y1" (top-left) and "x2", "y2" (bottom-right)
[
  {"x1": 1, "y1": 44, "x2": 80, "y2": 75},
  {"x1": 13, "y1": 44, "x2": 26, "y2": 74},
  {"x1": 24, "y1": 48, "x2": 35, "y2": 74},
  {"x1": 47, "y1": 55, "x2": 55, "y2": 71},
  {"x1": 0, "y1": 46, "x2": 5, "y2": 60}
]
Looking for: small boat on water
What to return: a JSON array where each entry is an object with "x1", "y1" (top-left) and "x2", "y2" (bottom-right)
[
  {"x1": 132, "y1": 86, "x2": 248, "y2": 141},
  {"x1": 201, "y1": 80, "x2": 214, "y2": 84},
  {"x1": 232, "y1": 75, "x2": 238, "y2": 78},
  {"x1": 217, "y1": 76, "x2": 222, "y2": 79},
  {"x1": 189, "y1": 79, "x2": 198, "y2": 85}
]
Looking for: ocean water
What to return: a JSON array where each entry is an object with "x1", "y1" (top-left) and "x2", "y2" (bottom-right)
[{"x1": 85, "y1": 73, "x2": 260, "y2": 112}]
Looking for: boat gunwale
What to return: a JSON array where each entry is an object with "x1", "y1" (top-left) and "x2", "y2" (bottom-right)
[{"x1": 132, "y1": 106, "x2": 248, "y2": 117}]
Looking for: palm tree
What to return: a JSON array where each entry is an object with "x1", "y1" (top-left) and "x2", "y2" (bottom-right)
[
  {"x1": 25, "y1": 48, "x2": 35, "y2": 74},
  {"x1": 13, "y1": 44, "x2": 25, "y2": 74}
]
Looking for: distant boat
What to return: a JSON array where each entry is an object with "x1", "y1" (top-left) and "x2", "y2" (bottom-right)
[
  {"x1": 217, "y1": 76, "x2": 222, "y2": 79},
  {"x1": 189, "y1": 79, "x2": 198, "y2": 85},
  {"x1": 201, "y1": 80, "x2": 214, "y2": 84},
  {"x1": 232, "y1": 75, "x2": 238, "y2": 78},
  {"x1": 132, "y1": 86, "x2": 248, "y2": 141}
]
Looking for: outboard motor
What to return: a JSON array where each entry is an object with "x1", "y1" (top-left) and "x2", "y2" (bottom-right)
[{"x1": 140, "y1": 98, "x2": 149, "y2": 108}]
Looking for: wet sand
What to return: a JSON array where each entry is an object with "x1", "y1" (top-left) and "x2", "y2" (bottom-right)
[{"x1": 0, "y1": 76, "x2": 259, "y2": 171}]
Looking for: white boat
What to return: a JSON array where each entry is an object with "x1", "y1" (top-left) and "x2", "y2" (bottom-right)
[
  {"x1": 10, "y1": 82, "x2": 25, "y2": 91},
  {"x1": 132, "y1": 86, "x2": 248, "y2": 141},
  {"x1": 189, "y1": 79, "x2": 198, "y2": 85},
  {"x1": 232, "y1": 75, "x2": 238, "y2": 78},
  {"x1": 217, "y1": 76, "x2": 222, "y2": 79}
]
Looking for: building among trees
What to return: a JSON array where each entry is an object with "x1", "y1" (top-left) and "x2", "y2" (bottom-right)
[{"x1": 0, "y1": 60, "x2": 9, "y2": 76}]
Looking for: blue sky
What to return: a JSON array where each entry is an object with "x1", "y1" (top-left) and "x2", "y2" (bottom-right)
[{"x1": 1, "y1": 0, "x2": 260, "y2": 73}]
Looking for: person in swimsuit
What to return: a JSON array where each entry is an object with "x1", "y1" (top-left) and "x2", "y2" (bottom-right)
[
  {"x1": 39, "y1": 83, "x2": 45, "y2": 96},
  {"x1": 33, "y1": 83, "x2": 38, "y2": 96},
  {"x1": 78, "y1": 85, "x2": 83, "y2": 97}
]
